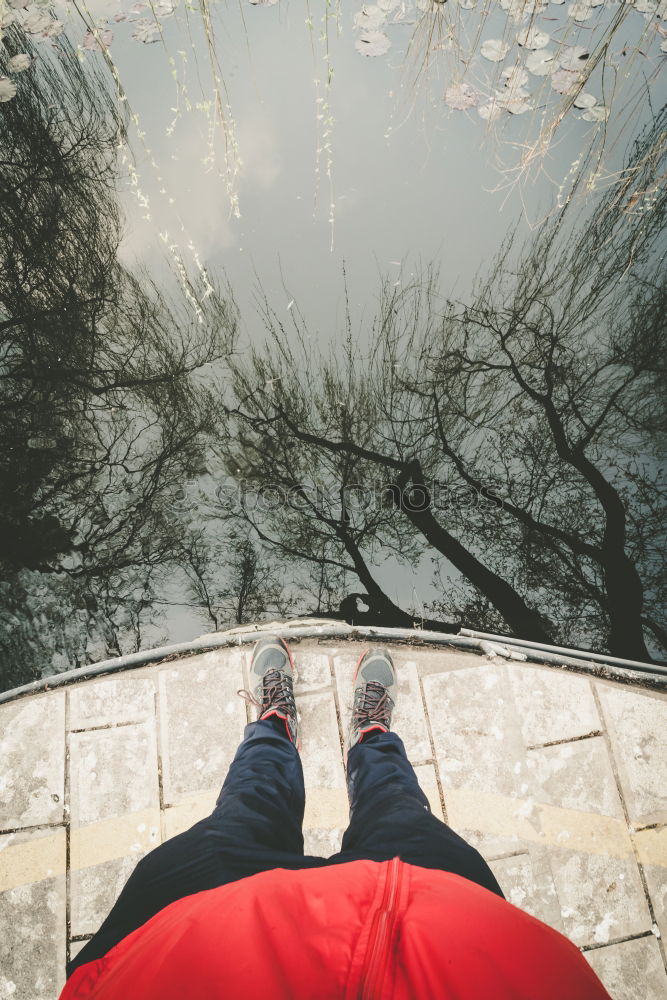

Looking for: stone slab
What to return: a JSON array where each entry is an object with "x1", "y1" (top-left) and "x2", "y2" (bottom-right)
[
  {"x1": 641, "y1": 835, "x2": 667, "y2": 946},
  {"x1": 413, "y1": 763, "x2": 444, "y2": 822},
  {"x1": 298, "y1": 691, "x2": 347, "y2": 855},
  {"x1": 163, "y1": 789, "x2": 218, "y2": 840},
  {"x1": 69, "y1": 941, "x2": 90, "y2": 962},
  {"x1": 550, "y1": 848, "x2": 652, "y2": 947},
  {"x1": 526, "y1": 737, "x2": 624, "y2": 818},
  {"x1": 158, "y1": 650, "x2": 247, "y2": 805},
  {"x1": 509, "y1": 665, "x2": 600, "y2": 747},
  {"x1": 395, "y1": 647, "x2": 483, "y2": 677},
  {"x1": 68, "y1": 675, "x2": 155, "y2": 730},
  {"x1": 69, "y1": 809, "x2": 161, "y2": 936},
  {"x1": 0, "y1": 825, "x2": 65, "y2": 892},
  {"x1": 299, "y1": 691, "x2": 346, "y2": 791},
  {"x1": 71, "y1": 854, "x2": 145, "y2": 938},
  {"x1": 585, "y1": 936, "x2": 667, "y2": 1000},
  {"x1": 292, "y1": 650, "x2": 331, "y2": 693},
  {"x1": 597, "y1": 684, "x2": 667, "y2": 827},
  {"x1": 333, "y1": 653, "x2": 432, "y2": 763},
  {"x1": 0, "y1": 692, "x2": 65, "y2": 830},
  {"x1": 489, "y1": 849, "x2": 563, "y2": 933},
  {"x1": 444, "y1": 787, "x2": 532, "y2": 860},
  {"x1": 69, "y1": 720, "x2": 159, "y2": 826},
  {"x1": 0, "y1": 827, "x2": 66, "y2": 1000},
  {"x1": 422, "y1": 664, "x2": 524, "y2": 797},
  {"x1": 303, "y1": 825, "x2": 343, "y2": 857}
]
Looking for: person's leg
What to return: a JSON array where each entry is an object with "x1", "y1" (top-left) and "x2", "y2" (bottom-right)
[
  {"x1": 330, "y1": 647, "x2": 503, "y2": 897},
  {"x1": 68, "y1": 636, "x2": 324, "y2": 978},
  {"x1": 335, "y1": 729, "x2": 503, "y2": 896},
  {"x1": 67, "y1": 718, "x2": 315, "y2": 978}
]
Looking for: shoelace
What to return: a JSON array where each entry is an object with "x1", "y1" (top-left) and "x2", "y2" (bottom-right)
[
  {"x1": 352, "y1": 680, "x2": 392, "y2": 729},
  {"x1": 237, "y1": 668, "x2": 296, "y2": 717}
]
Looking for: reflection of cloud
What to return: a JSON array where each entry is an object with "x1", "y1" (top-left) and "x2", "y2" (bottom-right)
[
  {"x1": 237, "y1": 110, "x2": 282, "y2": 191},
  {"x1": 117, "y1": 111, "x2": 238, "y2": 267},
  {"x1": 117, "y1": 106, "x2": 281, "y2": 267}
]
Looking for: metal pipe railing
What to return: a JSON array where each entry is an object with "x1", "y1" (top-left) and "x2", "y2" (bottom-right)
[
  {"x1": 459, "y1": 628, "x2": 667, "y2": 677},
  {"x1": 1, "y1": 620, "x2": 665, "y2": 706}
]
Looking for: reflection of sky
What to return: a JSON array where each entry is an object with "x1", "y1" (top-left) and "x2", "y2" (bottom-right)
[
  {"x1": 20, "y1": 0, "x2": 667, "y2": 640},
  {"x1": 70, "y1": 0, "x2": 664, "y2": 335}
]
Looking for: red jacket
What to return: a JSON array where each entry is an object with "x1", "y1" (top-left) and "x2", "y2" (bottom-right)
[{"x1": 62, "y1": 858, "x2": 610, "y2": 999}]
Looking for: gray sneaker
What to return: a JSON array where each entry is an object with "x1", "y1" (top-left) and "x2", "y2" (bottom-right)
[
  {"x1": 345, "y1": 648, "x2": 397, "y2": 757},
  {"x1": 238, "y1": 636, "x2": 300, "y2": 750}
]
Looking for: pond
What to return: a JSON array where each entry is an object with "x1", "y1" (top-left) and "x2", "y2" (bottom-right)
[{"x1": 1, "y1": 0, "x2": 666, "y2": 690}]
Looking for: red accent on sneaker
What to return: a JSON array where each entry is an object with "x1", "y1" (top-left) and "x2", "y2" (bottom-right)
[
  {"x1": 359, "y1": 724, "x2": 388, "y2": 742},
  {"x1": 352, "y1": 649, "x2": 370, "y2": 683},
  {"x1": 260, "y1": 708, "x2": 301, "y2": 752}
]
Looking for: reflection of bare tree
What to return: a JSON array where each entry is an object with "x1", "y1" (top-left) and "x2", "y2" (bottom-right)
[
  {"x1": 180, "y1": 533, "x2": 294, "y2": 629},
  {"x1": 217, "y1": 108, "x2": 666, "y2": 661},
  {"x1": 0, "y1": 33, "x2": 235, "y2": 686}
]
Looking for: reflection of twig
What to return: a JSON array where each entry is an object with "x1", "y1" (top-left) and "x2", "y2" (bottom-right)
[{"x1": 397, "y1": 0, "x2": 663, "y2": 218}]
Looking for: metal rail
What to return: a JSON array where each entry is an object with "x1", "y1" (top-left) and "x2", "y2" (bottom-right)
[
  {"x1": 1, "y1": 620, "x2": 665, "y2": 706},
  {"x1": 459, "y1": 629, "x2": 667, "y2": 676}
]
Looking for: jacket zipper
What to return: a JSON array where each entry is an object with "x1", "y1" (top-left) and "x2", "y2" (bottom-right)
[{"x1": 357, "y1": 857, "x2": 403, "y2": 999}]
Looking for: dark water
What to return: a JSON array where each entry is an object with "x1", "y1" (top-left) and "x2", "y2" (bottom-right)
[{"x1": 1, "y1": 0, "x2": 666, "y2": 690}]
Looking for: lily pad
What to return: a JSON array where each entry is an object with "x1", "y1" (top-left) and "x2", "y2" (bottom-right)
[
  {"x1": 501, "y1": 83, "x2": 530, "y2": 100},
  {"x1": 445, "y1": 81, "x2": 480, "y2": 109},
  {"x1": 551, "y1": 68, "x2": 582, "y2": 93},
  {"x1": 83, "y1": 29, "x2": 113, "y2": 49},
  {"x1": 557, "y1": 45, "x2": 589, "y2": 71},
  {"x1": 7, "y1": 53, "x2": 31, "y2": 72},
  {"x1": 478, "y1": 100, "x2": 505, "y2": 120},
  {"x1": 353, "y1": 5, "x2": 387, "y2": 30},
  {"x1": 355, "y1": 29, "x2": 391, "y2": 56},
  {"x1": 525, "y1": 49, "x2": 554, "y2": 74},
  {"x1": 500, "y1": 0, "x2": 548, "y2": 18},
  {"x1": 573, "y1": 91, "x2": 596, "y2": 108},
  {"x1": 132, "y1": 18, "x2": 162, "y2": 42},
  {"x1": 0, "y1": 77, "x2": 17, "y2": 101},
  {"x1": 481, "y1": 38, "x2": 510, "y2": 61},
  {"x1": 495, "y1": 88, "x2": 531, "y2": 112},
  {"x1": 23, "y1": 10, "x2": 52, "y2": 32},
  {"x1": 517, "y1": 27, "x2": 550, "y2": 48},
  {"x1": 502, "y1": 65, "x2": 529, "y2": 87},
  {"x1": 568, "y1": 2, "x2": 594, "y2": 19},
  {"x1": 582, "y1": 104, "x2": 609, "y2": 120},
  {"x1": 504, "y1": 99, "x2": 532, "y2": 114}
]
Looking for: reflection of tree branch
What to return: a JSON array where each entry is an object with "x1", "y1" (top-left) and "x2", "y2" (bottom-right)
[
  {"x1": 218, "y1": 108, "x2": 665, "y2": 659},
  {"x1": 0, "y1": 32, "x2": 236, "y2": 687},
  {"x1": 226, "y1": 400, "x2": 550, "y2": 639}
]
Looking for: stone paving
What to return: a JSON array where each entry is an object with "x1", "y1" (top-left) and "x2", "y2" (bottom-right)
[{"x1": 1, "y1": 631, "x2": 666, "y2": 999}]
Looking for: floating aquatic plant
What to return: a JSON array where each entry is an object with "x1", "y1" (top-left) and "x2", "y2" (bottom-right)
[{"x1": 355, "y1": 28, "x2": 392, "y2": 55}]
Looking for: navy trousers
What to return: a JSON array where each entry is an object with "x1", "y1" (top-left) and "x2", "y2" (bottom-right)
[{"x1": 67, "y1": 719, "x2": 503, "y2": 978}]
